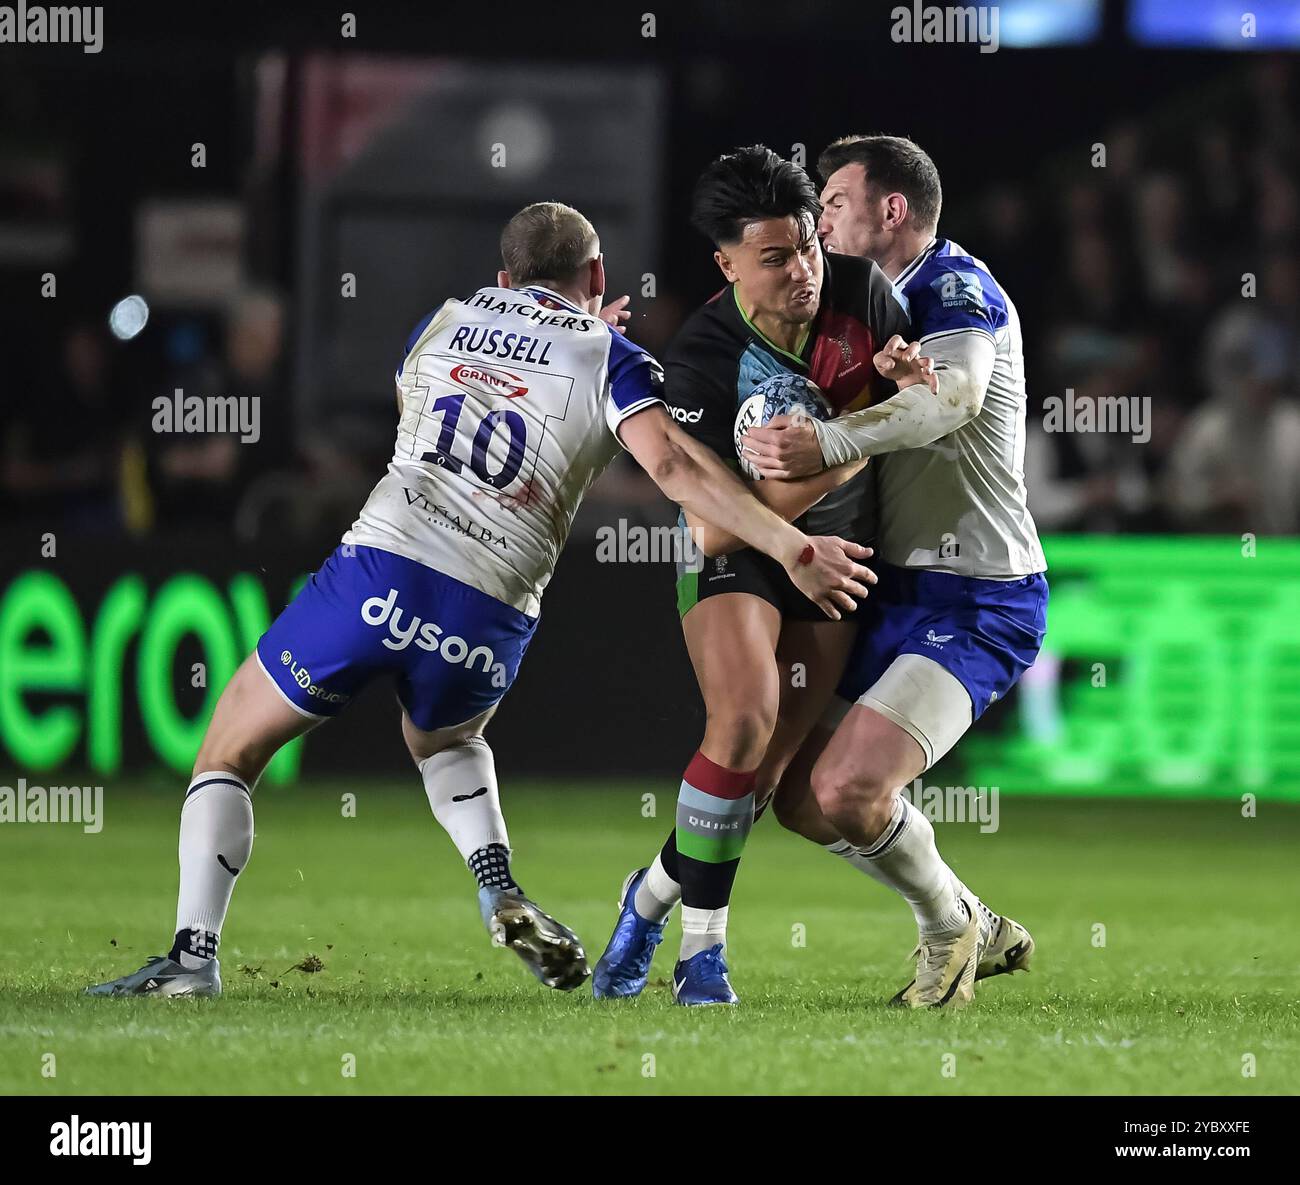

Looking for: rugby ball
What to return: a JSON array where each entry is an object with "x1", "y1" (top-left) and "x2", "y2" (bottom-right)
[{"x1": 733, "y1": 373, "x2": 831, "y2": 479}]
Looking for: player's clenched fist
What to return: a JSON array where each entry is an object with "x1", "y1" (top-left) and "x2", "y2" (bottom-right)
[
  {"x1": 786, "y1": 538, "x2": 877, "y2": 621},
  {"x1": 742, "y1": 412, "x2": 825, "y2": 479},
  {"x1": 873, "y1": 334, "x2": 938, "y2": 393}
]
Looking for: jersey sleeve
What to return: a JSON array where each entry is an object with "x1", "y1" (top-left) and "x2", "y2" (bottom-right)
[
  {"x1": 602, "y1": 327, "x2": 667, "y2": 442},
  {"x1": 907, "y1": 259, "x2": 1008, "y2": 345},
  {"x1": 395, "y1": 302, "x2": 446, "y2": 381},
  {"x1": 660, "y1": 355, "x2": 737, "y2": 459}
]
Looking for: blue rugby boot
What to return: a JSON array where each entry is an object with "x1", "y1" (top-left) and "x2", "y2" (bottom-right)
[
  {"x1": 671, "y1": 943, "x2": 738, "y2": 1007},
  {"x1": 592, "y1": 868, "x2": 665, "y2": 999}
]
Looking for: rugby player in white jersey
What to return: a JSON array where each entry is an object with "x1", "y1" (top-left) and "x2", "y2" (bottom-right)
[
  {"x1": 745, "y1": 135, "x2": 1049, "y2": 1008},
  {"x1": 86, "y1": 201, "x2": 874, "y2": 999}
]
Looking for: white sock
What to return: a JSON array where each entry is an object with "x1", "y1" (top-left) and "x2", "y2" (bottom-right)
[
  {"x1": 633, "y1": 853, "x2": 680, "y2": 923},
  {"x1": 680, "y1": 905, "x2": 728, "y2": 959},
  {"x1": 826, "y1": 798, "x2": 968, "y2": 937},
  {"x1": 419, "y1": 737, "x2": 518, "y2": 891},
  {"x1": 174, "y1": 772, "x2": 254, "y2": 968}
]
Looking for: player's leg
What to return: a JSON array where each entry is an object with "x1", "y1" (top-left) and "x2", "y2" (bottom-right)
[
  {"x1": 595, "y1": 595, "x2": 852, "y2": 1001},
  {"x1": 666, "y1": 591, "x2": 781, "y2": 1004},
  {"x1": 385, "y1": 555, "x2": 588, "y2": 989},
  {"x1": 638, "y1": 617, "x2": 855, "y2": 909},
  {"x1": 810, "y1": 569, "x2": 1048, "y2": 1006},
  {"x1": 768, "y1": 721, "x2": 840, "y2": 843},
  {"x1": 808, "y1": 670, "x2": 990, "y2": 1008},
  {"x1": 86, "y1": 543, "x2": 401, "y2": 999},
  {"x1": 594, "y1": 583, "x2": 782, "y2": 1003},
  {"x1": 773, "y1": 680, "x2": 1035, "y2": 999},
  {"x1": 633, "y1": 618, "x2": 855, "y2": 913},
  {"x1": 752, "y1": 618, "x2": 858, "y2": 826},
  {"x1": 85, "y1": 654, "x2": 325, "y2": 997},
  {"x1": 403, "y1": 705, "x2": 588, "y2": 991}
]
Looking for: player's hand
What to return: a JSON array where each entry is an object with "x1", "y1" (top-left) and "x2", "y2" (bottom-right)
[
  {"x1": 598, "y1": 294, "x2": 632, "y2": 334},
  {"x1": 873, "y1": 334, "x2": 938, "y2": 393},
  {"x1": 743, "y1": 412, "x2": 825, "y2": 478},
  {"x1": 786, "y1": 537, "x2": 876, "y2": 621}
]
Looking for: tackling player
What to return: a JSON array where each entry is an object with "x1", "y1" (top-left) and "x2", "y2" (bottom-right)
[
  {"x1": 591, "y1": 147, "x2": 912, "y2": 1006},
  {"x1": 86, "y1": 201, "x2": 872, "y2": 999},
  {"x1": 746, "y1": 134, "x2": 1049, "y2": 1009}
]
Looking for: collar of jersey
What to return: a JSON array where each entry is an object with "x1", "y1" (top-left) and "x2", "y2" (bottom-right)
[
  {"x1": 731, "y1": 285, "x2": 810, "y2": 367},
  {"x1": 522, "y1": 285, "x2": 586, "y2": 314},
  {"x1": 894, "y1": 238, "x2": 941, "y2": 288}
]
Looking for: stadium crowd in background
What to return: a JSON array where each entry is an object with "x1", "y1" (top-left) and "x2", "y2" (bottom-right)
[{"x1": 3, "y1": 58, "x2": 1296, "y2": 541}]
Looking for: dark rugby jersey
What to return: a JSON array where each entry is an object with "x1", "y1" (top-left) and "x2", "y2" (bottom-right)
[{"x1": 663, "y1": 251, "x2": 911, "y2": 542}]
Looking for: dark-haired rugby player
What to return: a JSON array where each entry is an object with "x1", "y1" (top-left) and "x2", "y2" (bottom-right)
[{"x1": 592, "y1": 146, "x2": 917, "y2": 1006}]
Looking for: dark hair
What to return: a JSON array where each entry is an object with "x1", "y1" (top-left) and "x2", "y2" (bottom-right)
[
  {"x1": 690, "y1": 145, "x2": 821, "y2": 247},
  {"x1": 500, "y1": 201, "x2": 598, "y2": 287},
  {"x1": 817, "y1": 135, "x2": 942, "y2": 232}
]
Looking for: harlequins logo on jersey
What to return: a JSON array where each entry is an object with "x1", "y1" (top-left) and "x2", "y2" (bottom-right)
[{"x1": 808, "y1": 311, "x2": 879, "y2": 412}]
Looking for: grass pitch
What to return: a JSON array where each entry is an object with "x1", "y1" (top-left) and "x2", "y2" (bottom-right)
[{"x1": 1, "y1": 781, "x2": 1298, "y2": 1095}]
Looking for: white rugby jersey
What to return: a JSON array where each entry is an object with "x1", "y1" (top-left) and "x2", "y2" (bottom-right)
[
  {"x1": 875, "y1": 239, "x2": 1046, "y2": 578},
  {"x1": 344, "y1": 285, "x2": 665, "y2": 616}
]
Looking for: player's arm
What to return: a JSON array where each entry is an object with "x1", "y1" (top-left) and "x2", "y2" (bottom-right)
[
  {"x1": 812, "y1": 330, "x2": 992, "y2": 465},
  {"x1": 618, "y1": 406, "x2": 875, "y2": 620},
  {"x1": 743, "y1": 330, "x2": 992, "y2": 475},
  {"x1": 654, "y1": 340, "x2": 865, "y2": 553},
  {"x1": 687, "y1": 457, "x2": 871, "y2": 557},
  {"x1": 803, "y1": 330, "x2": 987, "y2": 467},
  {"x1": 745, "y1": 258, "x2": 994, "y2": 475}
]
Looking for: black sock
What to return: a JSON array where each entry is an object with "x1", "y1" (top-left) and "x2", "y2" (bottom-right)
[
  {"x1": 169, "y1": 926, "x2": 219, "y2": 964},
  {"x1": 468, "y1": 843, "x2": 521, "y2": 893},
  {"x1": 657, "y1": 829, "x2": 680, "y2": 882},
  {"x1": 678, "y1": 853, "x2": 742, "y2": 910}
]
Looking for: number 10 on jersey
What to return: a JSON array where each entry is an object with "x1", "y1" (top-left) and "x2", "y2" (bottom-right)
[{"x1": 419, "y1": 392, "x2": 527, "y2": 490}]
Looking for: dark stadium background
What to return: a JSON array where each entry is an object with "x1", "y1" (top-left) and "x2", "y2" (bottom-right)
[{"x1": 2, "y1": 0, "x2": 1298, "y2": 793}]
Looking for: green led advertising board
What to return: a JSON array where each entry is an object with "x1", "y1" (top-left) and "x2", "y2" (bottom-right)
[
  {"x1": 962, "y1": 535, "x2": 1300, "y2": 799},
  {"x1": 0, "y1": 570, "x2": 303, "y2": 784},
  {"x1": 1, "y1": 537, "x2": 1298, "y2": 796}
]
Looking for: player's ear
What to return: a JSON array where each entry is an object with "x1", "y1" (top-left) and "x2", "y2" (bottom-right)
[
  {"x1": 589, "y1": 254, "x2": 606, "y2": 300},
  {"x1": 497, "y1": 269, "x2": 511, "y2": 288},
  {"x1": 714, "y1": 248, "x2": 738, "y2": 284},
  {"x1": 885, "y1": 192, "x2": 909, "y2": 230}
]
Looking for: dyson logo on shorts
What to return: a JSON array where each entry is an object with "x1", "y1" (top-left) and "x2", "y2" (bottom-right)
[{"x1": 360, "y1": 588, "x2": 507, "y2": 684}]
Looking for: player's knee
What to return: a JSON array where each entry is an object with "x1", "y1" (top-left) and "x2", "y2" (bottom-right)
[
  {"x1": 810, "y1": 759, "x2": 891, "y2": 826},
  {"x1": 190, "y1": 748, "x2": 261, "y2": 787},
  {"x1": 191, "y1": 714, "x2": 279, "y2": 786},
  {"x1": 702, "y1": 706, "x2": 776, "y2": 769}
]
